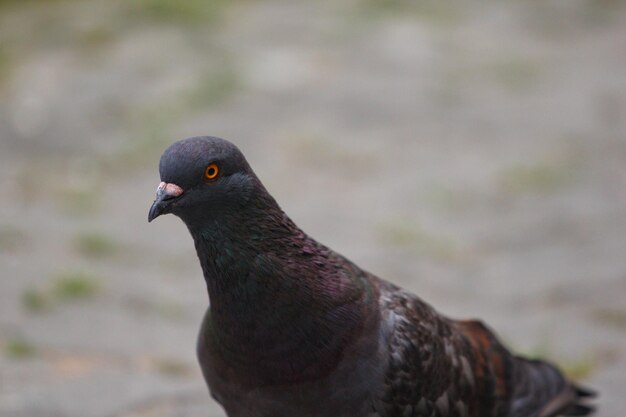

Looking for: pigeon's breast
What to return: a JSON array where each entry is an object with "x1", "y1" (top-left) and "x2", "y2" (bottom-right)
[{"x1": 197, "y1": 306, "x2": 389, "y2": 417}]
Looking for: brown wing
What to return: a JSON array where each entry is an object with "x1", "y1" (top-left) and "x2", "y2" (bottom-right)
[
  {"x1": 457, "y1": 320, "x2": 595, "y2": 417},
  {"x1": 374, "y1": 280, "x2": 595, "y2": 417},
  {"x1": 374, "y1": 281, "x2": 512, "y2": 417}
]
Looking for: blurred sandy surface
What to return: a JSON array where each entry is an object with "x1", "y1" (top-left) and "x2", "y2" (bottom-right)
[{"x1": 0, "y1": 1, "x2": 625, "y2": 416}]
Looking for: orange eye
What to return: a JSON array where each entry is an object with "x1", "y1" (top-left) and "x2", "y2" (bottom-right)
[{"x1": 204, "y1": 163, "x2": 220, "y2": 180}]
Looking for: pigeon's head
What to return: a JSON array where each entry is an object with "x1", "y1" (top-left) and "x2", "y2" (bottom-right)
[{"x1": 148, "y1": 136, "x2": 257, "y2": 224}]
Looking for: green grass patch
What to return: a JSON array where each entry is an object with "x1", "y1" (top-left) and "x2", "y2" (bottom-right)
[
  {"x1": 153, "y1": 302, "x2": 185, "y2": 320},
  {"x1": 0, "y1": 0, "x2": 69, "y2": 5},
  {"x1": 56, "y1": 185, "x2": 100, "y2": 216},
  {"x1": 561, "y1": 357, "x2": 598, "y2": 381},
  {"x1": 53, "y1": 271, "x2": 100, "y2": 299},
  {"x1": 21, "y1": 288, "x2": 51, "y2": 312},
  {"x1": 0, "y1": 225, "x2": 25, "y2": 252},
  {"x1": 127, "y1": 296, "x2": 187, "y2": 320},
  {"x1": 591, "y1": 308, "x2": 626, "y2": 329},
  {"x1": 5, "y1": 339, "x2": 36, "y2": 359},
  {"x1": 423, "y1": 186, "x2": 469, "y2": 212},
  {"x1": 186, "y1": 65, "x2": 240, "y2": 109},
  {"x1": 21, "y1": 271, "x2": 101, "y2": 313},
  {"x1": 74, "y1": 231, "x2": 117, "y2": 258},
  {"x1": 488, "y1": 58, "x2": 540, "y2": 92},
  {"x1": 498, "y1": 159, "x2": 579, "y2": 195},
  {"x1": 153, "y1": 357, "x2": 193, "y2": 377},
  {"x1": 377, "y1": 219, "x2": 461, "y2": 262},
  {"x1": 132, "y1": 0, "x2": 227, "y2": 25},
  {"x1": 76, "y1": 26, "x2": 117, "y2": 55},
  {"x1": 0, "y1": 46, "x2": 12, "y2": 91},
  {"x1": 356, "y1": 0, "x2": 465, "y2": 25}
]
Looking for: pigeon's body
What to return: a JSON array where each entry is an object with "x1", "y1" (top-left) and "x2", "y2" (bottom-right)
[{"x1": 149, "y1": 136, "x2": 595, "y2": 417}]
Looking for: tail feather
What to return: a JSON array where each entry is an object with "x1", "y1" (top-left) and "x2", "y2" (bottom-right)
[
  {"x1": 573, "y1": 385, "x2": 596, "y2": 398},
  {"x1": 563, "y1": 403, "x2": 595, "y2": 416},
  {"x1": 508, "y1": 357, "x2": 596, "y2": 417},
  {"x1": 560, "y1": 384, "x2": 596, "y2": 416}
]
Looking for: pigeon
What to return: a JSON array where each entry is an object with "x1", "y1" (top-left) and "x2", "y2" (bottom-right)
[{"x1": 148, "y1": 136, "x2": 595, "y2": 417}]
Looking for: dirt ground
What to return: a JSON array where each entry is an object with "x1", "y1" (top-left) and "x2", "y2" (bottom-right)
[{"x1": 0, "y1": 1, "x2": 625, "y2": 416}]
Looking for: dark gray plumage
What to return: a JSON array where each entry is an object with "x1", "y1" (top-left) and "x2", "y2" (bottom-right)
[{"x1": 148, "y1": 136, "x2": 595, "y2": 417}]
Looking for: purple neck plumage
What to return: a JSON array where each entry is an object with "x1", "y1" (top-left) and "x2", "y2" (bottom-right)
[{"x1": 185, "y1": 188, "x2": 368, "y2": 384}]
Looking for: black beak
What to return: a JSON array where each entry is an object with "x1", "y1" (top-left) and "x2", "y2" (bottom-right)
[{"x1": 148, "y1": 182, "x2": 184, "y2": 222}]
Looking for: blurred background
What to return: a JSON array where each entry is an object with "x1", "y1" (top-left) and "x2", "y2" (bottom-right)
[{"x1": 1, "y1": 0, "x2": 625, "y2": 416}]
